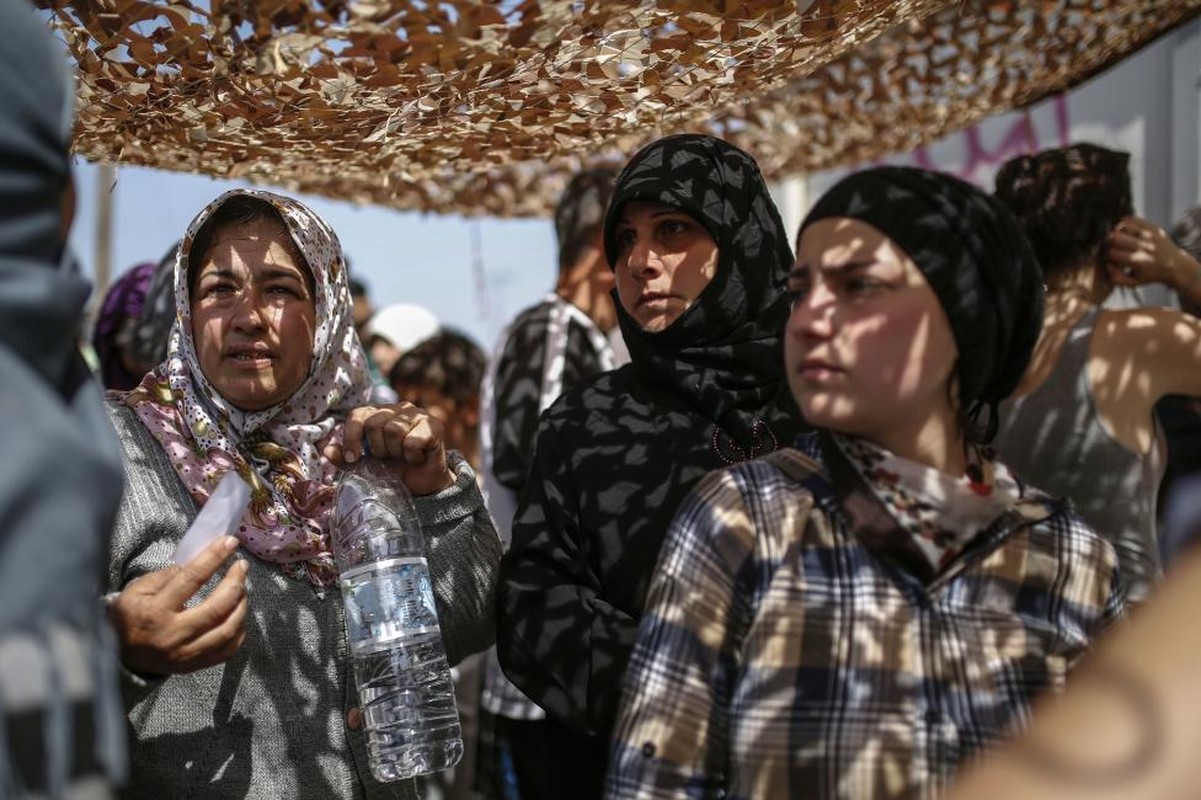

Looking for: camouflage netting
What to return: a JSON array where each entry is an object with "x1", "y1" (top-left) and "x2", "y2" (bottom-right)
[{"x1": 42, "y1": 0, "x2": 1201, "y2": 216}]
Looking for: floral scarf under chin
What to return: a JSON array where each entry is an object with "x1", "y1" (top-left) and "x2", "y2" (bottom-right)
[
  {"x1": 121, "y1": 189, "x2": 372, "y2": 587},
  {"x1": 832, "y1": 433, "x2": 1023, "y2": 575}
]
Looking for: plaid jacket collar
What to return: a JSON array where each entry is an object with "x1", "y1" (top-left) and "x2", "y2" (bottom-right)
[{"x1": 794, "y1": 431, "x2": 1065, "y2": 598}]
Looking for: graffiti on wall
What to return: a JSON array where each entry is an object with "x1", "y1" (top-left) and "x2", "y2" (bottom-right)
[{"x1": 908, "y1": 94, "x2": 1072, "y2": 186}]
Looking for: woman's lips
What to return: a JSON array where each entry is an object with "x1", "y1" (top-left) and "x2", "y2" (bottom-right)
[
  {"x1": 797, "y1": 359, "x2": 842, "y2": 381},
  {"x1": 638, "y1": 292, "x2": 675, "y2": 307},
  {"x1": 225, "y1": 345, "x2": 275, "y2": 367}
]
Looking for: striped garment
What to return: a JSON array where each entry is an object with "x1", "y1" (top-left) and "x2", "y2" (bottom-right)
[
  {"x1": 607, "y1": 434, "x2": 1124, "y2": 800},
  {"x1": 479, "y1": 294, "x2": 619, "y2": 721}
]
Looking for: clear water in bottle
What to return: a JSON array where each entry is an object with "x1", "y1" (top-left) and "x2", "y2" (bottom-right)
[{"x1": 332, "y1": 460, "x2": 463, "y2": 782}]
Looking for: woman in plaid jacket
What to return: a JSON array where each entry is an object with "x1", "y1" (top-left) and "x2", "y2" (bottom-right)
[{"x1": 607, "y1": 167, "x2": 1125, "y2": 800}]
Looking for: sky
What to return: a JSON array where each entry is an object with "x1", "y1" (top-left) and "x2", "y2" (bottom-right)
[{"x1": 67, "y1": 160, "x2": 559, "y2": 353}]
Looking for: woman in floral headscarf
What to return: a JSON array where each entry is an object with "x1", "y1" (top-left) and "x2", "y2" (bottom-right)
[{"x1": 103, "y1": 189, "x2": 501, "y2": 799}]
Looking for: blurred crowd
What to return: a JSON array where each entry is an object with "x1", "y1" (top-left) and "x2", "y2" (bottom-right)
[{"x1": 7, "y1": 2, "x2": 1201, "y2": 800}]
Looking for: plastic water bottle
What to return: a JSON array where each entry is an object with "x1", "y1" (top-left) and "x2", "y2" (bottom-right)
[{"x1": 331, "y1": 457, "x2": 463, "y2": 782}]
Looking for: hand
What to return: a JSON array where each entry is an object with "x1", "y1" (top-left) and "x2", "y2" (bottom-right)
[
  {"x1": 1106, "y1": 215, "x2": 1199, "y2": 290},
  {"x1": 108, "y1": 536, "x2": 249, "y2": 676},
  {"x1": 324, "y1": 402, "x2": 456, "y2": 496}
]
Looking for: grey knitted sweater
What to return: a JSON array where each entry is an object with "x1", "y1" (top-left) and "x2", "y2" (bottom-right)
[{"x1": 106, "y1": 403, "x2": 502, "y2": 799}]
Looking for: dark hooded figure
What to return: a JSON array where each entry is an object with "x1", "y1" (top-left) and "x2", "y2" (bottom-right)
[
  {"x1": 0, "y1": 2, "x2": 128, "y2": 796},
  {"x1": 123, "y1": 240, "x2": 182, "y2": 379},
  {"x1": 496, "y1": 134, "x2": 804, "y2": 796}
]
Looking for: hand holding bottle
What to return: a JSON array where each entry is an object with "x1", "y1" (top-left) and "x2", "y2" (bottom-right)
[
  {"x1": 331, "y1": 458, "x2": 463, "y2": 781},
  {"x1": 324, "y1": 401, "x2": 456, "y2": 495}
]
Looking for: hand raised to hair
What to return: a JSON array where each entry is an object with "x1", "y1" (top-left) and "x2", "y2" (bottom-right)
[
  {"x1": 324, "y1": 402, "x2": 456, "y2": 496},
  {"x1": 1105, "y1": 215, "x2": 1196, "y2": 289},
  {"x1": 108, "y1": 536, "x2": 249, "y2": 677}
]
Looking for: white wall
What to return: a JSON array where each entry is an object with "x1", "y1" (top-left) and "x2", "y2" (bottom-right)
[
  {"x1": 771, "y1": 21, "x2": 1201, "y2": 308},
  {"x1": 792, "y1": 20, "x2": 1201, "y2": 226}
]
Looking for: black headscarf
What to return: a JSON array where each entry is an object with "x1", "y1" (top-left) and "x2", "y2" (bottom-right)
[
  {"x1": 799, "y1": 166, "x2": 1045, "y2": 441},
  {"x1": 602, "y1": 133, "x2": 795, "y2": 445},
  {"x1": 499, "y1": 138, "x2": 802, "y2": 787}
]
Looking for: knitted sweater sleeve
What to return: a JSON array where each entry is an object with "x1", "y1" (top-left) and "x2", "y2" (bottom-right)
[{"x1": 412, "y1": 452, "x2": 503, "y2": 665}]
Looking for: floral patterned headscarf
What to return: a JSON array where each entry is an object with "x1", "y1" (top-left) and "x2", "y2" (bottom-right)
[{"x1": 122, "y1": 189, "x2": 372, "y2": 586}]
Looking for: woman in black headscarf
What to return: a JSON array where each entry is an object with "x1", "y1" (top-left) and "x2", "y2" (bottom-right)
[{"x1": 496, "y1": 134, "x2": 804, "y2": 797}]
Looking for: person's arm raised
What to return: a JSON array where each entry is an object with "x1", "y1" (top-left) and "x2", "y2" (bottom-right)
[{"x1": 1107, "y1": 215, "x2": 1201, "y2": 311}]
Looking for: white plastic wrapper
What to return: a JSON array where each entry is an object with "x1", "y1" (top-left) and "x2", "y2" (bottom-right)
[{"x1": 172, "y1": 471, "x2": 252, "y2": 566}]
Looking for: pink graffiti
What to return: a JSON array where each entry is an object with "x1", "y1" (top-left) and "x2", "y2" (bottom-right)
[{"x1": 911, "y1": 95, "x2": 1072, "y2": 182}]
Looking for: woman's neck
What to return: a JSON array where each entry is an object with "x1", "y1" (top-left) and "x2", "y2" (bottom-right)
[
  {"x1": 1046, "y1": 261, "x2": 1110, "y2": 310},
  {"x1": 863, "y1": 413, "x2": 968, "y2": 476}
]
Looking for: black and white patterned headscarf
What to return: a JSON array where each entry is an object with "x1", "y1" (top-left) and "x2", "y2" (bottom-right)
[
  {"x1": 800, "y1": 166, "x2": 1045, "y2": 442},
  {"x1": 603, "y1": 133, "x2": 796, "y2": 446}
]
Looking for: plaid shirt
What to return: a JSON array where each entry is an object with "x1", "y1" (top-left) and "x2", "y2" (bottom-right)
[{"x1": 607, "y1": 435, "x2": 1124, "y2": 800}]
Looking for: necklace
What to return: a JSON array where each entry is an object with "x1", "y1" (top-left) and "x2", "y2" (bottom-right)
[{"x1": 711, "y1": 419, "x2": 779, "y2": 464}]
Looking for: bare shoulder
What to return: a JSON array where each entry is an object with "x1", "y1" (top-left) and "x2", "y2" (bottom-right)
[
  {"x1": 1093, "y1": 307, "x2": 1201, "y2": 399},
  {"x1": 1094, "y1": 306, "x2": 1200, "y2": 352}
]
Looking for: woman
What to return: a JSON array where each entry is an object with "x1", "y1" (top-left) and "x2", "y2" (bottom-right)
[
  {"x1": 993, "y1": 144, "x2": 1201, "y2": 601},
  {"x1": 607, "y1": 167, "x2": 1124, "y2": 800},
  {"x1": 104, "y1": 189, "x2": 501, "y2": 799},
  {"x1": 496, "y1": 134, "x2": 805, "y2": 797}
]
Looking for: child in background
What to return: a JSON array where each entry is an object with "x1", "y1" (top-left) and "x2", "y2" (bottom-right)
[{"x1": 389, "y1": 329, "x2": 486, "y2": 469}]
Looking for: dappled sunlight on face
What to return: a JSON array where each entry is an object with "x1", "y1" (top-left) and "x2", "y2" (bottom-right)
[
  {"x1": 613, "y1": 200, "x2": 719, "y2": 332},
  {"x1": 190, "y1": 219, "x2": 316, "y2": 412},
  {"x1": 785, "y1": 217, "x2": 958, "y2": 449}
]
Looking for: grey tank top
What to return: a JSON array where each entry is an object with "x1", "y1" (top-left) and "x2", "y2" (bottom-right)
[{"x1": 995, "y1": 306, "x2": 1164, "y2": 602}]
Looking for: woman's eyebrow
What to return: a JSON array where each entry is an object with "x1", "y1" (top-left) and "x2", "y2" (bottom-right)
[
  {"x1": 786, "y1": 259, "x2": 873, "y2": 280},
  {"x1": 818, "y1": 259, "x2": 874, "y2": 275},
  {"x1": 260, "y1": 267, "x2": 305, "y2": 282}
]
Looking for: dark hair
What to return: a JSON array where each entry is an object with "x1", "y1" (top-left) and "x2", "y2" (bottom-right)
[
  {"x1": 994, "y1": 143, "x2": 1133, "y2": 284},
  {"x1": 555, "y1": 167, "x2": 619, "y2": 273},
  {"x1": 1171, "y1": 206, "x2": 1201, "y2": 262},
  {"x1": 347, "y1": 276, "x2": 368, "y2": 298},
  {"x1": 187, "y1": 195, "x2": 313, "y2": 294},
  {"x1": 388, "y1": 329, "x2": 485, "y2": 405},
  {"x1": 1171, "y1": 206, "x2": 1201, "y2": 317},
  {"x1": 802, "y1": 165, "x2": 1045, "y2": 444}
]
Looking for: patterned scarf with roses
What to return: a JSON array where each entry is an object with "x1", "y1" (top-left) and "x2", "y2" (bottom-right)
[
  {"x1": 832, "y1": 432, "x2": 1023, "y2": 576},
  {"x1": 120, "y1": 189, "x2": 372, "y2": 587}
]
